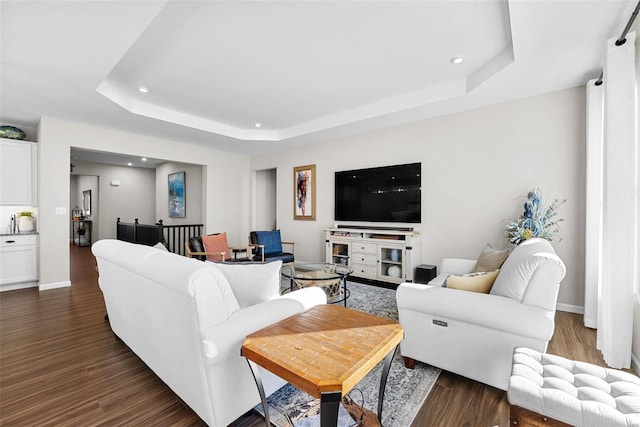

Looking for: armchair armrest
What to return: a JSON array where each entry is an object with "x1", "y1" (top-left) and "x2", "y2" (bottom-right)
[
  {"x1": 396, "y1": 283, "x2": 554, "y2": 341},
  {"x1": 185, "y1": 241, "x2": 226, "y2": 261},
  {"x1": 251, "y1": 244, "x2": 265, "y2": 262},
  {"x1": 282, "y1": 241, "x2": 295, "y2": 254},
  {"x1": 228, "y1": 245, "x2": 252, "y2": 260},
  {"x1": 201, "y1": 287, "x2": 326, "y2": 364}
]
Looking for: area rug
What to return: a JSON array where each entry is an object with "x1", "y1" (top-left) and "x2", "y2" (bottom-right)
[{"x1": 257, "y1": 281, "x2": 441, "y2": 426}]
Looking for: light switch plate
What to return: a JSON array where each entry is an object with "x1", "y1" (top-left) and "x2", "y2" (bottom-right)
[{"x1": 56, "y1": 207, "x2": 66, "y2": 215}]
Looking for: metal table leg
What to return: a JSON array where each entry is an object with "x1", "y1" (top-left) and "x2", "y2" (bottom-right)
[
  {"x1": 246, "y1": 359, "x2": 271, "y2": 427},
  {"x1": 320, "y1": 391, "x2": 341, "y2": 427},
  {"x1": 377, "y1": 345, "x2": 398, "y2": 422},
  {"x1": 342, "y1": 276, "x2": 348, "y2": 307}
]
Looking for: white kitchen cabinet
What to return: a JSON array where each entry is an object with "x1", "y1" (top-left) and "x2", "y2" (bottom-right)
[
  {"x1": 0, "y1": 234, "x2": 38, "y2": 290},
  {"x1": 0, "y1": 138, "x2": 38, "y2": 206}
]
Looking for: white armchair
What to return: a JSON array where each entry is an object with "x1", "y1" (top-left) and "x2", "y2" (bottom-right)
[{"x1": 396, "y1": 238, "x2": 566, "y2": 390}]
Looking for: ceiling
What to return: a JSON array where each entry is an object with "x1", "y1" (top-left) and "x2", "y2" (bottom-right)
[
  {"x1": 70, "y1": 148, "x2": 164, "y2": 170},
  {"x1": 1, "y1": 1, "x2": 636, "y2": 157}
]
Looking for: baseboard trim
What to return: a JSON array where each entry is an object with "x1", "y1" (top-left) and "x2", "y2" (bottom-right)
[
  {"x1": 1, "y1": 282, "x2": 38, "y2": 292},
  {"x1": 348, "y1": 276, "x2": 398, "y2": 290},
  {"x1": 583, "y1": 317, "x2": 597, "y2": 329},
  {"x1": 39, "y1": 281, "x2": 71, "y2": 291},
  {"x1": 556, "y1": 303, "x2": 584, "y2": 314}
]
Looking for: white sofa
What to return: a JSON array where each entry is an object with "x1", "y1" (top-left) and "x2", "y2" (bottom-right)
[
  {"x1": 396, "y1": 238, "x2": 566, "y2": 390},
  {"x1": 92, "y1": 239, "x2": 326, "y2": 427}
]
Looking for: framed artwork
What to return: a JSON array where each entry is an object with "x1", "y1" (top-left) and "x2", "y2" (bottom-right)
[
  {"x1": 168, "y1": 171, "x2": 186, "y2": 218},
  {"x1": 293, "y1": 164, "x2": 316, "y2": 220}
]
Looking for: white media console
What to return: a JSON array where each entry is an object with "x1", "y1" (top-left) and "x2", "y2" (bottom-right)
[{"x1": 325, "y1": 227, "x2": 421, "y2": 285}]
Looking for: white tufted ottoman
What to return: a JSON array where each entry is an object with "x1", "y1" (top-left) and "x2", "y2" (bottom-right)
[{"x1": 507, "y1": 347, "x2": 640, "y2": 427}]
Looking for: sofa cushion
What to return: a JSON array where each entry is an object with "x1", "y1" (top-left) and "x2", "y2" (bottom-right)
[
  {"x1": 472, "y1": 243, "x2": 510, "y2": 273},
  {"x1": 202, "y1": 233, "x2": 231, "y2": 261},
  {"x1": 255, "y1": 230, "x2": 283, "y2": 255},
  {"x1": 445, "y1": 269, "x2": 500, "y2": 293},
  {"x1": 212, "y1": 260, "x2": 282, "y2": 308}
]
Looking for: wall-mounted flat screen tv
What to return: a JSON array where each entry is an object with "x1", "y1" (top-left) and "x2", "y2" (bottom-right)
[{"x1": 334, "y1": 162, "x2": 421, "y2": 223}]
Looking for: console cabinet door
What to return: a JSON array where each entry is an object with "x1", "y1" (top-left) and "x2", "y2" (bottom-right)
[
  {"x1": 327, "y1": 241, "x2": 350, "y2": 266},
  {"x1": 0, "y1": 139, "x2": 37, "y2": 206},
  {"x1": 378, "y1": 245, "x2": 406, "y2": 283}
]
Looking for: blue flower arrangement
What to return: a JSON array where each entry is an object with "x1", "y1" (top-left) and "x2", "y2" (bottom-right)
[{"x1": 505, "y1": 188, "x2": 565, "y2": 245}]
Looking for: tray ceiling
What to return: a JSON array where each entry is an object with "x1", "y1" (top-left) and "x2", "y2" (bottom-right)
[{"x1": 1, "y1": 1, "x2": 636, "y2": 154}]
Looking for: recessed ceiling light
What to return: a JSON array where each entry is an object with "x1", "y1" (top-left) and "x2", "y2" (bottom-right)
[
  {"x1": 450, "y1": 57, "x2": 464, "y2": 64},
  {"x1": 141, "y1": 157, "x2": 147, "y2": 162},
  {"x1": 137, "y1": 86, "x2": 150, "y2": 93},
  {"x1": 254, "y1": 123, "x2": 262, "y2": 128},
  {"x1": 127, "y1": 162, "x2": 132, "y2": 166}
]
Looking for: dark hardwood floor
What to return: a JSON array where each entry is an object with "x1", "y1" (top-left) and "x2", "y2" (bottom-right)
[{"x1": 0, "y1": 244, "x2": 635, "y2": 426}]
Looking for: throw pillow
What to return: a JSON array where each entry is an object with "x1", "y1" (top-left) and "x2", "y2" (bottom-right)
[
  {"x1": 255, "y1": 230, "x2": 283, "y2": 255},
  {"x1": 202, "y1": 233, "x2": 231, "y2": 261},
  {"x1": 472, "y1": 243, "x2": 511, "y2": 273},
  {"x1": 153, "y1": 242, "x2": 168, "y2": 251},
  {"x1": 445, "y1": 269, "x2": 500, "y2": 293},
  {"x1": 213, "y1": 260, "x2": 282, "y2": 308}
]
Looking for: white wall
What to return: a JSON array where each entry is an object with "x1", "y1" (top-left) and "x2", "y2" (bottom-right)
[
  {"x1": 72, "y1": 164, "x2": 155, "y2": 241},
  {"x1": 70, "y1": 175, "x2": 79, "y2": 215},
  {"x1": 251, "y1": 86, "x2": 586, "y2": 309},
  {"x1": 155, "y1": 162, "x2": 203, "y2": 226},
  {"x1": 38, "y1": 117, "x2": 250, "y2": 289}
]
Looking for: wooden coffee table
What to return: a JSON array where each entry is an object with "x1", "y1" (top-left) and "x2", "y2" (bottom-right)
[{"x1": 241, "y1": 304, "x2": 403, "y2": 427}]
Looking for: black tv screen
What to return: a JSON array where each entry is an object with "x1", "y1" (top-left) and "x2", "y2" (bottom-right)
[{"x1": 334, "y1": 162, "x2": 421, "y2": 223}]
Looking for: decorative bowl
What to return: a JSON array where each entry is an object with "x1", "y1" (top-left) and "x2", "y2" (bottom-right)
[
  {"x1": 387, "y1": 265, "x2": 401, "y2": 278},
  {"x1": 0, "y1": 125, "x2": 26, "y2": 140}
]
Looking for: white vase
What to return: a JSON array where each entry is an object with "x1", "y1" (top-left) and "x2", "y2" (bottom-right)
[{"x1": 18, "y1": 216, "x2": 33, "y2": 232}]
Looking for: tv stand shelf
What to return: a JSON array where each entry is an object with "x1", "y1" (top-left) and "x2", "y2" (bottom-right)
[{"x1": 325, "y1": 227, "x2": 421, "y2": 285}]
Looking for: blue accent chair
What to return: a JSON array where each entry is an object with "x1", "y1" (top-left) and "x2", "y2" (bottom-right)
[{"x1": 249, "y1": 230, "x2": 295, "y2": 264}]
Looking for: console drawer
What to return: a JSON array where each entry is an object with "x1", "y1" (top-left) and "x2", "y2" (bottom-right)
[
  {"x1": 351, "y1": 242, "x2": 377, "y2": 255},
  {"x1": 350, "y1": 252, "x2": 377, "y2": 265}
]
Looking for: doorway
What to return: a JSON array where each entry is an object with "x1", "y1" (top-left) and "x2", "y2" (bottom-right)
[
  {"x1": 254, "y1": 168, "x2": 277, "y2": 230},
  {"x1": 70, "y1": 174, "x2": 98, "y2": 247}
]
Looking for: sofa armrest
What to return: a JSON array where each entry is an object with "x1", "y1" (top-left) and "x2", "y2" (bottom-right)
[
  {"x1": 201, "y1": 287, "x2": 326, "y2": 364},
  {"x1": 396, "y1": 283, "x2": 554, "y2": 341},
  {"x1": 428, "y1": 258, "x2": 476, "y2": 286}
]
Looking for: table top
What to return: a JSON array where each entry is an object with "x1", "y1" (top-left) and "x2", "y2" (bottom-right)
[
  {"x1": 281, "y1": 262, "x2": 353, "y2": 281},
  {"x1": 241, "y1": 304, "x2": 403, "y2": 397}
]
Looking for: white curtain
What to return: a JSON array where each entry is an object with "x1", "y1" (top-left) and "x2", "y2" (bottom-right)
[
  {"x1": 584, "y1": 80, "x2": 603, "y2": 330},
  {"x1": 585, "y1": 32, "x2": 637, "y2": 369}
]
